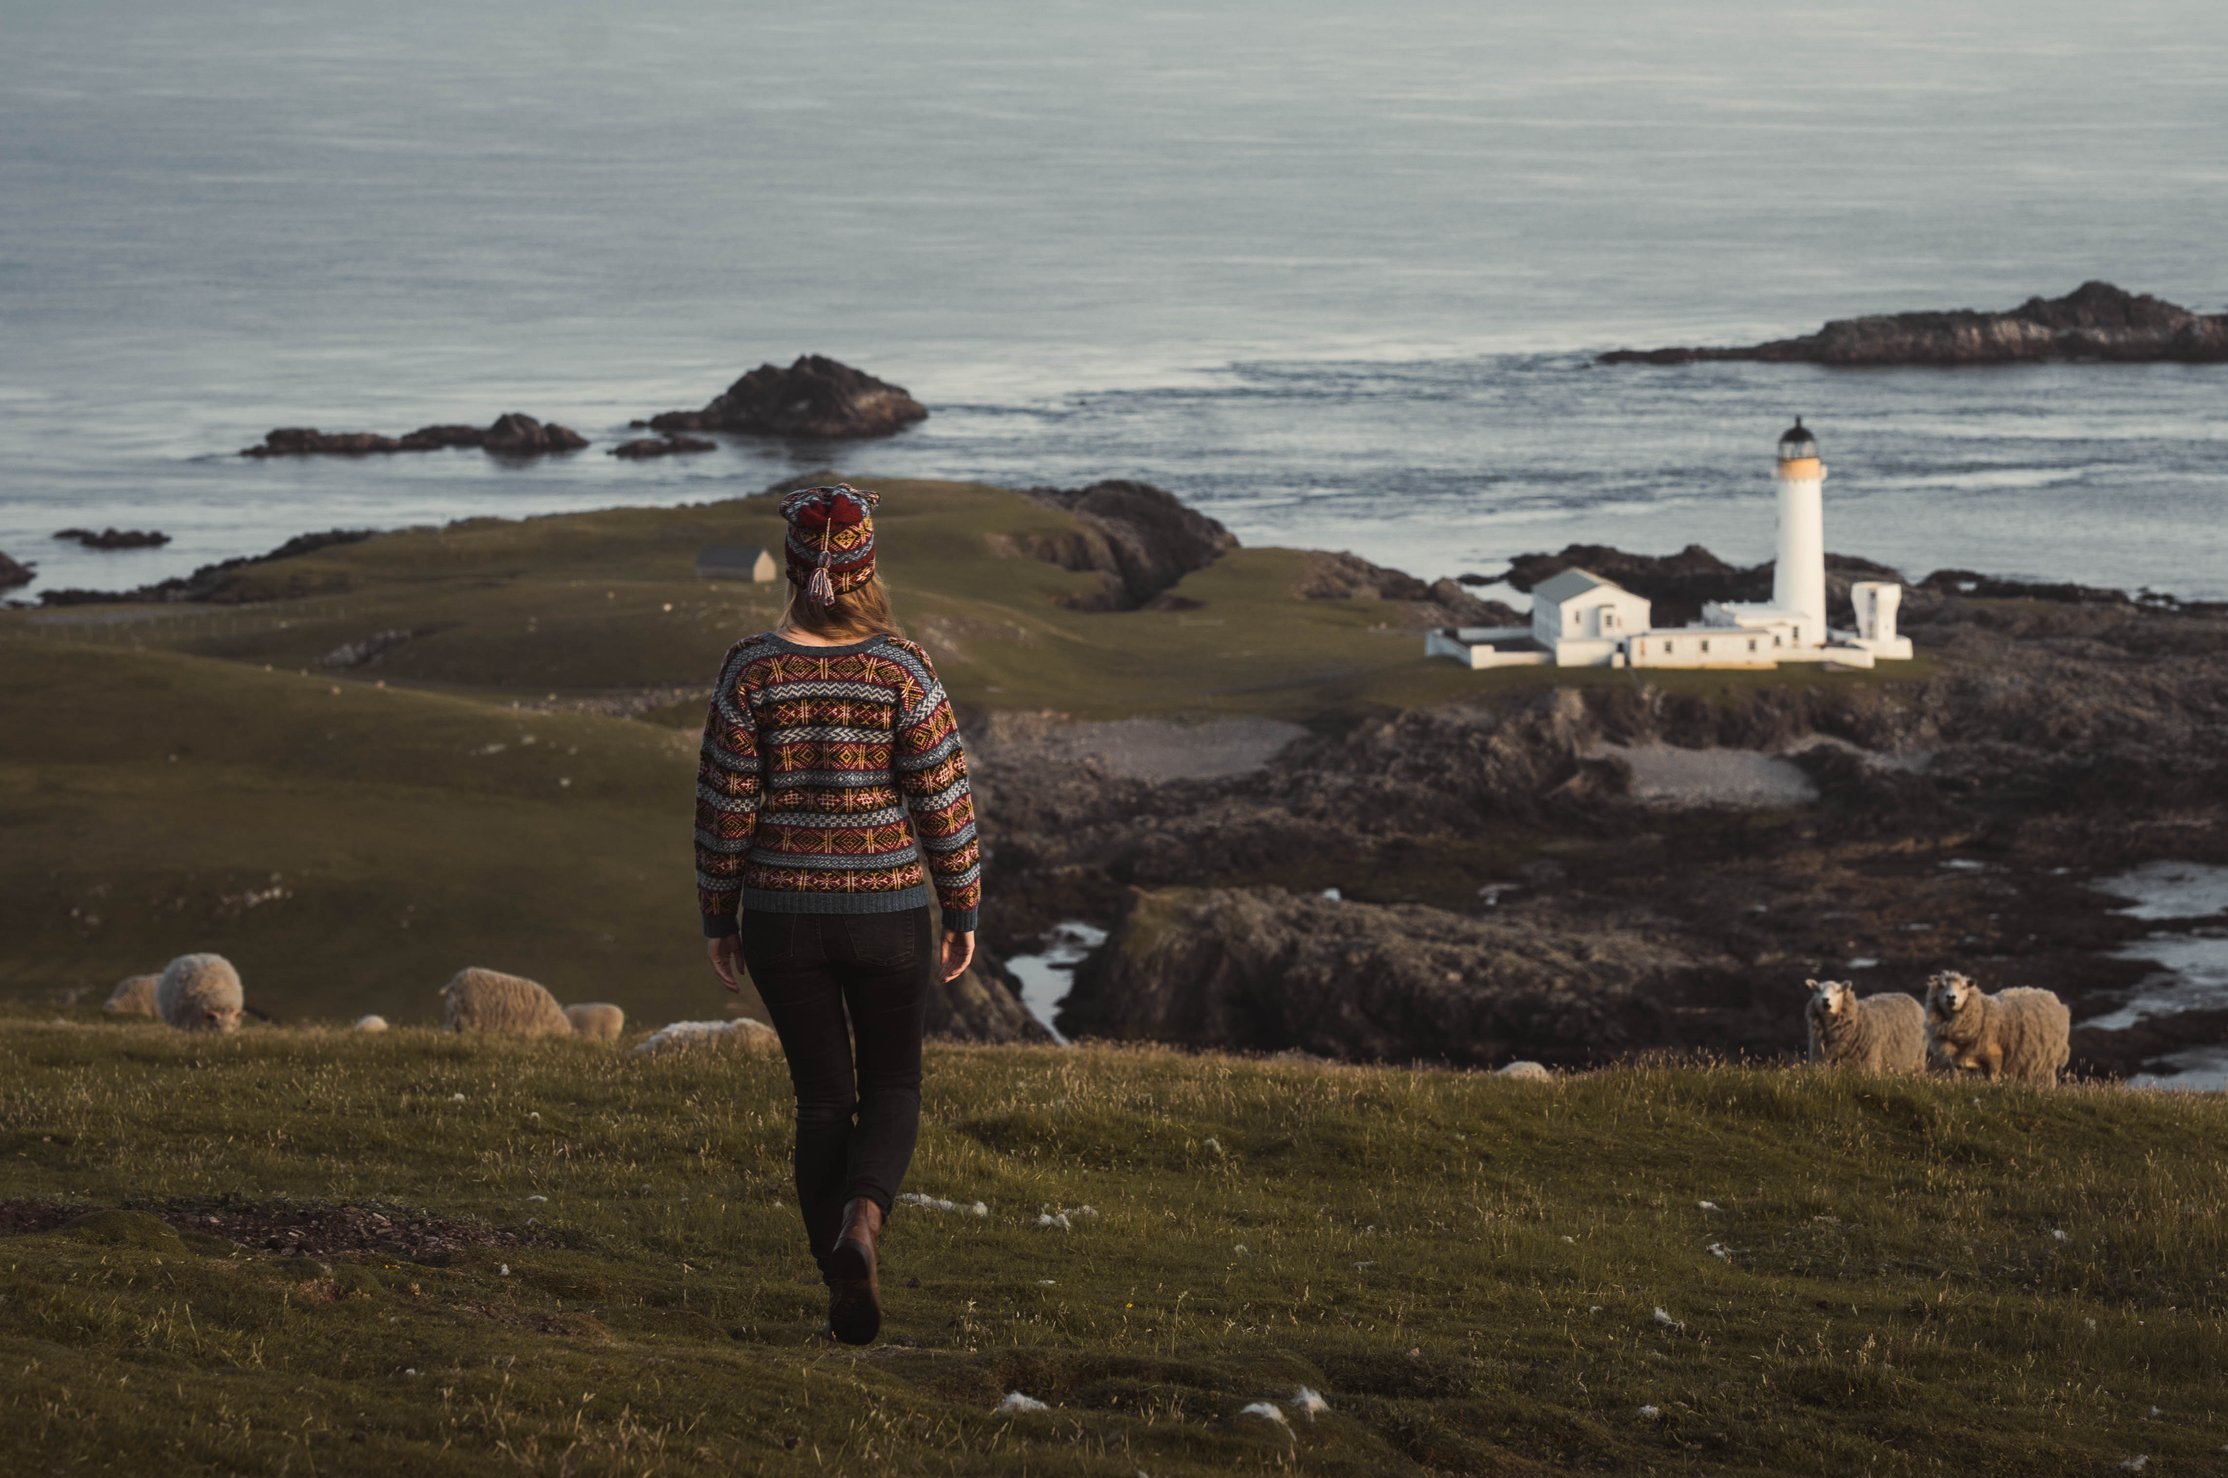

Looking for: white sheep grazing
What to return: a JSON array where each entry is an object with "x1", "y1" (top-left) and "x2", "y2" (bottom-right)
[
  {"x1": 631, "y1": 1018, "x2": 779, "y2": 1057},
  {"x1": 1496, "y1": 1060, "x2": 1554, "y2": 1082},
  {"x1": 102, "y1": 974, "x2": 161, "y2": 1018},
  {"x1": 1805, "y1": 979, "x2": 1926, "y2": 1074},
  {"x1": 438, "y1": 968, "x2": 572, "y2": 1038},
  {"x1": 156, "y1": 953, "x2": 245, "y2": 1034},
  {"x1": 563, "y1": 1002, "x2": 626, "y2": 1042},
  {"x1": 1924, "y1": 971, "x2": 2071, "y2": 1085},
  {"x1": 353, "y1": 1014, "x2": 390, "y2": 1033}
]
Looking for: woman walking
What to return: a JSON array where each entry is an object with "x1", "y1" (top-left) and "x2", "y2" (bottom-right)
[{"x1": 693, "y1": 483, "x2": 982, "y2": 1345}]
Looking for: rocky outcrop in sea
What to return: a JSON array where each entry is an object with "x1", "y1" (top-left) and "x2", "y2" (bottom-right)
[
  {"x1": 609, "y1": 435, "x2": 716, "y2": 460},
  {"x1": 992, "y1": 480, "x2": 1239, "y2": 610},
  {"x1": 0, "y1": 551, "x2": 33, "y2": 590},
  {"x1": 640, "y1": 355, "x2": 927, "y2": 439},
  {"x1": 55, "y1": 528, "x2": 170, "y2": 550},
  {"x1": 1600, "y1": 281, "x2": 2228, "y2": 366},
  {"x1": 240, "y1": 413, "x2": 588, "y2": 458}
]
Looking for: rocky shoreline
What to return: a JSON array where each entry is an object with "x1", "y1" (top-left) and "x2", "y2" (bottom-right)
[
  {"x1": 1601, "y1": 281, "x2": 2228, "y2": 367},
  {"x1": 968, "y1": 547, "x2": 2228, "y2": 1080}
]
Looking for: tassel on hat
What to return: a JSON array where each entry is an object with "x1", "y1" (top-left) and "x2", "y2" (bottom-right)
[{"x1": 780, "y1": 483, "x2": 880, "y2": 605}]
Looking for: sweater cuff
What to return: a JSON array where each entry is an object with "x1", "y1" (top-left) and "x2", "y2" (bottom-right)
[
  {"x1": 941, "y1": 907, "x2": 978, "y2": 934},
  {"x1": 702, "y1": 911, "x2": 740, "y2": 940}
]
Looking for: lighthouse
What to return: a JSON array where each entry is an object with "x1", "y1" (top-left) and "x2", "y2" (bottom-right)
[
  {"x1": 1425, "y1": 414, "x2": 1915, "y2": 672},
  {"x1": 1771, "y1": 418, "x2": 1828, "y2": 647}
]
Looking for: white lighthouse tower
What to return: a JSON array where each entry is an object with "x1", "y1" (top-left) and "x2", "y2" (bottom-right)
[{"x1": 1771, "y1": 418, "x2": 1828, "y2": 646}]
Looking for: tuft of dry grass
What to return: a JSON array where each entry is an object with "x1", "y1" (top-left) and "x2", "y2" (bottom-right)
[{"x1": 2, "y1": 1010, "x2": 2223, "y2": 1473}]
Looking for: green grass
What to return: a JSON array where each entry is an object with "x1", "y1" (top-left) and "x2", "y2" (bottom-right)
[
  {"x1": 2, "y1": 1013, "x2": 2223, "y2": 1474},
  {"x1": 0, "y1": 639, "x2": 712, "y2": 1025},
  {"x1": 0, "y1": 477, "x2": 1931, "y2": 723}
]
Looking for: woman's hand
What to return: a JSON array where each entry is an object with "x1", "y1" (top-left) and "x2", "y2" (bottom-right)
[
  {"x1": 940, "y1": 929, "x2": 976, "y2": 983},
  {"x1": 708, "y1": 933, "x2": 745, "y2": 993}
]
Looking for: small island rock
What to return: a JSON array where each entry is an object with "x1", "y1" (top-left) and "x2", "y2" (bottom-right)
[
  {"x1": 609, "y1": 435, "x2": 717, "y2": 460},
  {"x1": 54, "y1": 528, "x2": 171, "y2": 550},
  {"x1": 242, "y1": 413, "x2": 587, "y2": 458},
  {"x1": 1602, "y1": 282, "x2": 2228, "y2": 367},
  {"x1": 640, "y1": 355, "x2": 927, "y2": 438}
]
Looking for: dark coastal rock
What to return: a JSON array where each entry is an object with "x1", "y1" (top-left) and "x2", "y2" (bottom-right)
[
  {"x1": 609, "y1": 435, "x2": 716, "y2": 460},
  {"x1": 36, "y1": 528, "x2": 375, "y2": 606},
  {"x1": 0, "y1": 551, "x2": 32, "y2": 590},
  {"x1": 973, "y1": 566, "x2": 2228, "y2": 1076},
  {"x1": 479, "y1": 413, "x2": 588, "y2": 457},
  {"x1": 241, "y1": 413, "x2": 587, "y2": 458},
  {"x1": 1601, "y1": 281, "x2": 2228, "y2": 366},
  {"x1": 54, "y1": 528, "x2": 171, "y2": 550},
  {"x1": 641, "y1": 355, "x2": 927, "y2": 439},
  {"x1": 1292, "y1": 551, "x2": 1521, "y2": 627},
  {"x1": 993, "y1": 481, "x2": 1239, "y2": 610},
  {"x1": 1058, "y1": 885, "x2": 1698, "y2": 1066},
  {"x1": 1917, "y1": 568, "x2": 2140, "y2": 607},
  {"x1": 929, "y1": 952, "x2": 1054, "y2": 1044},
  {"x1": 1503, "y1": 543, "x2": 1909, "y2": 626}
]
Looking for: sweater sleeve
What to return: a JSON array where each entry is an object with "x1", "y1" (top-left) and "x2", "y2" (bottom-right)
[
  {"x1": 693, "y1": 646, "x2": 763, "y2": 938},
  {"x1": 893, "y1": 646, "x2": 982, "y2": 932}
]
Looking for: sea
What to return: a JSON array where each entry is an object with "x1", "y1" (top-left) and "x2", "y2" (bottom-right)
[{"x1": 4, "y1": 0, "x2": 2226, "y2": 599}]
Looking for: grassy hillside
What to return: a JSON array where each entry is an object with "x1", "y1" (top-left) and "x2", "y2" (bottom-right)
[
  {"x1": 0, "y1": 639, "x2": 714, "y2": 1023},
  {"x1": 2, "y1": 1013, "x2": 2222, "y2": 1474}
]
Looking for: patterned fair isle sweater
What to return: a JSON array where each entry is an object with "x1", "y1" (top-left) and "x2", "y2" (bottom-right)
[{"x1": 695, "y1": 631, "x2": 981, "y2": 937}]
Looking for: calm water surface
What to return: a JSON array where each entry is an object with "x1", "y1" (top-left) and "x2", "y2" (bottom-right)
[{"x1": 4, "y1": 0, "x2": 2225, "y2": 595}]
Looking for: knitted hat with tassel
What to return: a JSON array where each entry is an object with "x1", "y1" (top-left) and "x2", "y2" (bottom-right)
[{"x1": 778, "y1": 483, "x2": 880, "y2": 606}]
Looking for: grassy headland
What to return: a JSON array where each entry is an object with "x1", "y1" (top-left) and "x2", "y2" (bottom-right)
[
  {"x1": 2, "y1": 1011, "x2": 2222, "y2": 1474},
  {"x1": 0, "y1": 478, "x2": 1924, "y2": 1029}
]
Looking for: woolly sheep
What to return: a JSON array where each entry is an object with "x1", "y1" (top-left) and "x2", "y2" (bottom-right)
[
  {"x1": 1805, "y1": 979, "x2": 1926, "y2": 1074},
  {"x1": 632, "y1": 1018, "x2": 779, "y2": 1057},
  {"x1": 353, "y1": 1014, "x2": 390, "y2": 1033},
  {"x1": 563, "y1": 1002, "x2": 626, "y2": 1042},
  {"x1": 156, "y1": 953, "x2": 245, "y2": 1033},
  {"x1": 1924, "y1": 971, "x2": 2071, "y2": 1085},
  {"x1": 439, "y1": 968, "x2": 572, "y2": 1037},
  {"x1": 102, "y1": 973, "x2": 160, "y2": 1018},
  {"x1": 1496, "y1": 1060, "x2": 1554, "y2": 1082}
]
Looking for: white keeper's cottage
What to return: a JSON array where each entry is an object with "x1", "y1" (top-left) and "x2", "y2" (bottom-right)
[{"x1": 1428, "y1": 421, "x2": 1914, "y2": 672}]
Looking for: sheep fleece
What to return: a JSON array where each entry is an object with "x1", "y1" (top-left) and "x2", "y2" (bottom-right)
[
  {"x1": 564, "y1": 1002, "x2": 626, "y2": 1042},
  {"x1": 1809, "y1": 992, "x2": 1926, "y2": 1074},
  {"x1": 1930, "y1": 986, "x2": 2071, "y2": 1084},
  {"x1": 156, "y1": 954, "x2": 245, "y2": 1033},
  {"x1": 103, "y1": 974, "x2": 161, "y2": 1017},
  {"x1": 440, "y1": 968, "x2": 572, "y2": 1037}
]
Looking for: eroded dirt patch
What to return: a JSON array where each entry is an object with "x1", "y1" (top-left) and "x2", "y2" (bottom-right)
[{"x1": 0, "y1": 1197, "x2": 544, "y2": 1261}]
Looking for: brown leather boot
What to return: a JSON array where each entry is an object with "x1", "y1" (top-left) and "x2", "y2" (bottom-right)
[{"x1": 826, "y1": 1197, "x2": 884, "y2": 1345}]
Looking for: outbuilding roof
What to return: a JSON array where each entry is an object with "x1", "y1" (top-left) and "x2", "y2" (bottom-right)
[{"x1": 1532, "y1": 567, "x2": 1617, "y2": 604}]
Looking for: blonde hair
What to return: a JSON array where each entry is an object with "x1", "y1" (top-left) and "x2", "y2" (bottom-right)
[{"x1": 780, "y1": 572, "x2": 904, "y2": 642}]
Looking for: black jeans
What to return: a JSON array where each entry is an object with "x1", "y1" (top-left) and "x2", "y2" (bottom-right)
[{"x1": 740, "y1": 906, "x2": 933, "y2": 1276}]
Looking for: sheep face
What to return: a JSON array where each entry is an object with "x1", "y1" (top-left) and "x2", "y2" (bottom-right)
[
  {"x1": 199, "y1": 1002, "x2": 244, "y2": 1033},
  {"x1": 1926, "y1": 971, "x2": 1975, "y2": 1024},
  {"x1": 1807, "y1": 979, "x2": 1856, "y2": 1020}
]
